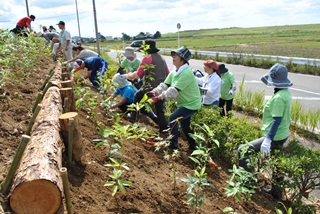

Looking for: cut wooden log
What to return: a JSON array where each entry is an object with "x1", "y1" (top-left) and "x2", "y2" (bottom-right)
[
  {"x1": 9, "y1": 86, "x2": 64, "y2": 214},
  {"x1": 59, "y1": 112, "x2": 83, "y2": 163},
  {"x1": 60, "y1": 88, "x2": 76, "y2": 112},
  {"x1": 62, "y1": 72, "x2": 70, "y2": 81}
]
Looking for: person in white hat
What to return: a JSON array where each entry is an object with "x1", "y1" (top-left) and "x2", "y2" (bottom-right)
[
  {"x1": 238, "y1": 63, "x2": 293, "y2": 199},
  {"x1": 104, "y1": 73, "x2": 136, "y2": 112},
  {"x1": 118, "y1": 47, "x2": 142, "y2": 89}
]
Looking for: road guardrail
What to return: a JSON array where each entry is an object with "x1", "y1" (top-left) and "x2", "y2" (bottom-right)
[{"x1": 160, "y1": 49, "x2": 320, "y2": 66}]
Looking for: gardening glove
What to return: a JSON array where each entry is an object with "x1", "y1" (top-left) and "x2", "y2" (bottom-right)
[
  {"x1": 260, "y1": 137, "x2": 272, "y2": 158},
  {"x1": 62, "y1": 61, "x2": 68, "y2": 65},
  {"x1": 228, "y1": 89, "x2": 234, "y2": 96},
  {"x1": 148, "y1": 96, "x2": 161, "y2": 104},
  {"x1": 146, "y1": 90, "x2": 156, "y2": 98},
  {"x1": 120, "y1": 74, "x2": 128, "y2": 79}
]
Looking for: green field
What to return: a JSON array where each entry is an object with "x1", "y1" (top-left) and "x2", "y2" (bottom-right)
[{"x1": 102, "y1": 23, "x2": 320, "y2": 59}]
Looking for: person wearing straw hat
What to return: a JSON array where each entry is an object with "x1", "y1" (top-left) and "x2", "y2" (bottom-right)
[
  {"x1": 217, "y1": 64, "x2": 236, "y2": 116},
  {"x1": 237, "y1": 63, "x2": 293, "y2": 199},
  {"x1": 118, "y1": 47, "x2": 142, "y2": 90},
  {"x1": 147, "y1": 46, "x2": 201, "y2": 150},
  {"x1": 195, "y1": 60, "x2": 221, "y2": 107}
]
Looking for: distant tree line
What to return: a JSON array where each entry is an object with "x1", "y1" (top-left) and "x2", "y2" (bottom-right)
[{"x1": 122, "y1": 31, "x2": 161, "y2": 41}]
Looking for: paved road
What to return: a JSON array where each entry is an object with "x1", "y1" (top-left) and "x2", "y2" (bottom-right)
[{"x1": 108, "y1": 50, "x2": 320, "y2": 112}]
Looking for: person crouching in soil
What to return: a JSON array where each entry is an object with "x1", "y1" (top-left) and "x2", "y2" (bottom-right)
[{"x1": 104, "y1": 73, "x2": 136, "y2": 113}]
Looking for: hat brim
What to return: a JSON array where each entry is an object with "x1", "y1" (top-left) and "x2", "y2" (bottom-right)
[
  {"x1": 261, "y1": 73, "x2": 293, "y2": 88},
  {"x1": 123, "y1": 52, "x2": 136, "y2": 58},
  {"x1": 138, "y1": 47, "x2": 159, "y2": 54}
]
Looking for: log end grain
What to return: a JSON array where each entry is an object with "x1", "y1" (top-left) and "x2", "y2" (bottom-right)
[{"x1": 10, "y1": 179, "x2": 61, "y2": 214}]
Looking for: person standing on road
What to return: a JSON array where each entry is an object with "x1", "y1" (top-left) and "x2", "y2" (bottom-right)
[
  {"x1": 72, "y1": 57, "x2": 108, "y2": 93},
  {"x1": 62, "y1": 45, "x2": 99, "y2": 65},
  {"x1": 10, "y1": 15, "x2": 35, "y2": 37},
  {"x1": 123, "y1": 39, "x2": 170, "y2": 133},
  {"x1": 147, "y1": 47, "x2": 201, "y2": 150},
  {"x1": 218, "y1": 64, "x2": 236, "y2": 116},
  {"x1": 237, "y1": 63, "x2": 293, "y2": 198},
  {"x1": 195, "y1": 60, "x2": 221, "y2": 107},
  {"x1": 56, "y1": 21, "x2": 73, "y2": 62}
]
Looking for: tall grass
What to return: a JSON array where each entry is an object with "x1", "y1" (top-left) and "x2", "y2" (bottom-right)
[{"x1": 234, "y1": 79, "x2": 320, "y2": 136}]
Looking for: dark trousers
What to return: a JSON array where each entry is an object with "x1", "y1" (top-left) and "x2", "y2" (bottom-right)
[
  {"x1": 238, "y1": 137, "x2": 287, "y2": 172},
  {"x1": 219, "y1": 98, "x2": 233, "y2": 116},
  {"x1": 132, "y1": 87, "x2": 167, "y2": 132},
  {"x1": 10, "y1": 25, "x2": 28, "y2": 37},
  {"x1": 169, "y1": 107, "x2": 197, "y2": 148}
]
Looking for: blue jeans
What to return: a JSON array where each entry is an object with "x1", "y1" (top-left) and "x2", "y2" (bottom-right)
[{"x1": 169, "y1": 107, "x2": 198, "y2": 148}]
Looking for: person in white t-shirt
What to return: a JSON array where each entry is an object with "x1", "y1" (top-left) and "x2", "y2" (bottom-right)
[
  {"x1": 56, "y1": 21, "x2": 73, "y2": 62},
  {"x1": 195, "y1": 60, "x2": 221, "y2": 106}
]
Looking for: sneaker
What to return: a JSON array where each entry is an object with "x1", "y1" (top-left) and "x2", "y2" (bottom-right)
[{"x1": 99, "y1": 88, "x2": 106, "y2": 94}]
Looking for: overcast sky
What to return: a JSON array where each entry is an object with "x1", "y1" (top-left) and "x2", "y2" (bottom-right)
[{"x1": 1, "y1": 0, "x2": 320, "y2": 38}]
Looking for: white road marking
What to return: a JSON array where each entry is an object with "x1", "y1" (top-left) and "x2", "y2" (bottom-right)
[{"x1": 265, "y1": 96, "x2": 320, "y2": 101}]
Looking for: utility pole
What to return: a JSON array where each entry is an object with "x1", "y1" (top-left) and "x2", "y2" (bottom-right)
[
  {"x1": 25, "y1": 0, "x2": 29, "y2": 16},
  {"x1": 92, "y1": 0, "x2": 100, "y2": 55},
  {"x1": 75, "y1": 0, "x2": 82, "y2": 43}
]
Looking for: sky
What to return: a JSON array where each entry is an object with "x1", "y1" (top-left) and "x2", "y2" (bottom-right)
[{"x1": 0, "y1": 0, "x2": 320, "y2": 39}]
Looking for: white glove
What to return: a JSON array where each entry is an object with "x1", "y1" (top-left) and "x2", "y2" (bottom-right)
[
  {"x1": 228, "y1": 89, "x2": 234, "y2": 96},
  {"x1": 260, "y1": 137, "x2": 272, "y2": 157},
  {"x1": 120, "y1": 74, "x2": 128, "y2": 79},
  {"x1": 62, "y1": 61, "x2": 68, "y2": 65}
]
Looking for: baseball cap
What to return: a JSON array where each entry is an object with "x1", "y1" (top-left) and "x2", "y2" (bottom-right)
[
  {"x1": 72, "y1": 59, "x2": 84, "y2": 72},
  {"x1": 57, "y1": 21, "x2": 65, "y2": 25}
]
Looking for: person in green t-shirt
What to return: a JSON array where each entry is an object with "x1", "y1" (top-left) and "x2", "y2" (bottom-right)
[
  {"x1": 217, "y1": 64, "x2": 236, "y2": 116},
  {"x1": 118, "y1": 47, "x2": 142, "y2": 90},
  {"x1": 147, "y1": 47, "x2": 201, "y2": 150},
  {"x1": 238, "y1": 63, "x2": 293, "y2": 199}
]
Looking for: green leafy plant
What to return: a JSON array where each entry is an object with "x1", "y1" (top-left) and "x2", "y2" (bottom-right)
[
  {"x1": 275, "y1": 202, "x2": 292, "y2": 214},
  {"x1": 224, "y1": 164, "x2": 257, "y2": 202},
  {"x1": 104, "y1": 158, "x2": 132, "y2": 197},
  {"x1": 269, "y1": 139, "x2": 320, "y2": 211},
  {"x1": 181, "y1": 167, "x2": 214, "y2": 214}
]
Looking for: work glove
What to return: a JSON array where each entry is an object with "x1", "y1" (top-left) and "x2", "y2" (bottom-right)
[
  {"x1": 120, "y1": 74, "x2": 128, "y2": 79},
  {"x1": 62, "y1": 61, "x2": 68, "y2": 65},
  {"x1": 146, "y1": 90, "x2": 156, "y2": 98},
  {"x1": 228, "y1": 89, "x2": 234, "y2": 96},
  {"x1": 148, "y1": 96, "x2": 161, "y2": 104},
  {"x1": 260, "y1": 137, "x2": 272, "y2": 158}
]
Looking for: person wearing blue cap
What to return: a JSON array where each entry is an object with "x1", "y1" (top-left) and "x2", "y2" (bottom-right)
[{"x1": 237, "y1": 63, "x2": 293, "y2": 199}]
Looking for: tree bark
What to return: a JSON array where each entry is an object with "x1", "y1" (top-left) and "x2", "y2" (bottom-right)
[
  {"x1": 59, "y1": 112, "x2": 83, "y2": 163},
  {"x1": 9, "y1": 86, "x2": 64, "y2": 214}
]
